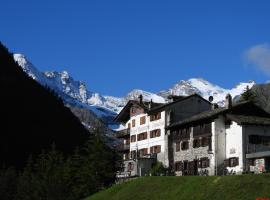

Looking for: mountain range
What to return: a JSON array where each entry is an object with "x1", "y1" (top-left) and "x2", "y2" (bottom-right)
[{"x1": 14, "y1": 53, "x2": 255, "y2": 129}]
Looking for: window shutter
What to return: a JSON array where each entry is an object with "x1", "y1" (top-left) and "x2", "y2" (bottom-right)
[
  {"x1": 157, "y1": 145, "x2": 161, "y2": 153},
  {"x1": 157, "y1": 129, "x2": 161, "y2": 136}
]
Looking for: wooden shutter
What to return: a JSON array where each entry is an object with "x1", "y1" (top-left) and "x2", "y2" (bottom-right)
[
  {"x1": 176, "y1": 142, "x2": 180, "y2": 152},
  {"x1": 157, "y1": 145, "x2": 161, "y2": 153},
  {"x1": 140, "y1": 116, "x2": 146, "y2": 125},
  {"x1": 157, "y1": 129, "x2": 161, "y2": 137},
  {"x1": 144, "y1": 132, "x2": 147, "y2": 139}
]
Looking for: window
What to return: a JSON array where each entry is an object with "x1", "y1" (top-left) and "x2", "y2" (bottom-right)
[
  {"x1": 150, "y1": 129, "x2": 161, "y2": 138},
  {"x1": 199, "y1": 157, "x2": 210, "y2": 168},
  {"x1": 131, "y1": 107, "x2": 136, "y2": 114},
  {"x1": 181, "y1": 141, "x2": 189, "y2": 150},
  {"x1": 128, "y1": 162, "x2": 134, "y2": 171},
  {"x1": 125, "y1": 138, "x2": 130, "y2": 145},
  {"x1": 131, "y1": 135, "x2": 136, "y2": 143},
  {"x1": 150, "y1": 112, "x2": 161, "y2": 121},
  {"x1": 229, "y1": 157, "x2": 239, "y2": 167},
  {"x1": 137, "y1": 132, "x2": 147, "y2": 141},
  {"x1": 140, "y1": 116, "x2": 146, "y2": 125},
  {"x1": 138, "y1": 148, "x2": 148, "y2": 157},
  {"x1": 130, "y1": 150, "x2": 136, "y2": 159},
  {"x1": 176, "y1": 142, "x2": 181, "y2": 152},
  {"x1": 132, "y1": 119, "x2": 136, "y2": 127},
  {"x1": 128, "y1": 123, "x2": 131, "y2": 129},
  {"x1": 224, "y1": 157, "x2": 239, "y2": 167},
  {"x1": 150, "y1": 145, "x2": 161, "y2": 153},
  {"x1": 175, "y1": 161, "x2": 183, "y2": 171},
  {"x1": 193, "y1": 139, "x2": 201, "y2": 148},
  {"x1": 201, "y1": 137, "x2": 209, "y2": 147}
]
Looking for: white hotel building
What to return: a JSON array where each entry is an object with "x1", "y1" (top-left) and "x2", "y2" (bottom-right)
[{"x1": 115, "y1": 94, "x2": 211, "y2": 177}]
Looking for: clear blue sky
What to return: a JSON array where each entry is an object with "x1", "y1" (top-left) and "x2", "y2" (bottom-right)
[{"x1": 1, "y1": 0, "x2": 270, "y2": 96}]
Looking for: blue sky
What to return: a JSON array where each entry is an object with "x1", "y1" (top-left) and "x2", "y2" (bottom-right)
[{"x1": 1, "y1": 0, "x2": 270, "y2": 96}]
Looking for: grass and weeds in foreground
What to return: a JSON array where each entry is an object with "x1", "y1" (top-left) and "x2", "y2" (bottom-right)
[{"x1": 86, "y1": 174, "x2": 270, "y2": 200}]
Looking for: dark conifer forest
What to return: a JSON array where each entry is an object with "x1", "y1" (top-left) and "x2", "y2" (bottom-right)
[{"x1": 0, "y1": 42, "x2": 118, "y2": 200}]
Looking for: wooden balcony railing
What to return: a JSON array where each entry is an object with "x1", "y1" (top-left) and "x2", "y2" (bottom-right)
[
  {"x1": 116, "y1": 144, "x2": 130, "y2": 152},
  {"x1": 116, "y1": 128, "x2": 130, "y2": 138}
]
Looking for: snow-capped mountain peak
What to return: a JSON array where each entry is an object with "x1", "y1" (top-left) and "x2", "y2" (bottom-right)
[
  {"x1": 13, "y1": 53, "x2": 256, "y2": 126},
  {"x1": 159, "y1": 78, "x2": 255, "y2": 105}
]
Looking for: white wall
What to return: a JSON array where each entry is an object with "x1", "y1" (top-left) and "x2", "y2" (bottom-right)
[
  {"x1": 225, "y1": 122, "x2": 243, "y2": 173},
  {"x1": 127, "y1": 111, "x2": 168, "y2": 167}
]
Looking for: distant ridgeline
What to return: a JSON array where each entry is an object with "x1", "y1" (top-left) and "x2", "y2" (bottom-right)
[{"x1": 0, "y1": 42, "x2": 89, "y2": 169}]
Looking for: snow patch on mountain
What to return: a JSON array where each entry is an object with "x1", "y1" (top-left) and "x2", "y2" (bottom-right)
[
  {"x1": 13, "y1": 53, "x2": 256, "y2": 126},
  {"x1": 159, "y1": 78, "x2": 255, "y2": 106}
]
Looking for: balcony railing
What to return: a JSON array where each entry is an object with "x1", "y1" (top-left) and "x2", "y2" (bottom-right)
[
  {"x1": 116, "y1": 171, "x2": 131, "y2": 178},
  {"x1": 247, "y1": 144, "x2": 270, "y2": 154},
  {"x1": 116, "y1": 128, "x2": 130, "y2": 138},
  {"x1": 116, "y1": 144, "x2": 130, "y2": 152},
  {"x1": 193, "y1": 123, "x2": 212, "y2": 136}
]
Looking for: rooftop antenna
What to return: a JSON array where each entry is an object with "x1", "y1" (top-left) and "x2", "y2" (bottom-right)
[{"x1": 208, "y1": 96, "x2": 214, "y2": 103}]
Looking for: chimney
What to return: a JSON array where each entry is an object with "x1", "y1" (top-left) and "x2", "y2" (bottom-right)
[
  {"x1": 225, "y1": 94, "x2": 232, "y2": 109},
  {"x1": 139, "y1": 94, "x2": 143, "y2": 104},
  {"x1": 149, "y1": 99, "x2": 153, "y2": 109}
]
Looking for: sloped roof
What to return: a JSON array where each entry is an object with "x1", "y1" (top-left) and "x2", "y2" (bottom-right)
[
  {"x1": 114, "y1": 100, "x2": 164, "y2": 123},
  {"x1": 147, "y1": 93, "x2": 211, "y2": 114},
  {"x1": 168, "y1": 101, "x2": 270, "y2": 129},
  {"x1": 226, "y1": 114, "x2": 270, "y2": 126}
]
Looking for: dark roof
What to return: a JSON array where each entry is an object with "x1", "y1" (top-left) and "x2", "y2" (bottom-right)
[
  {"x1": 114, "y1": 100, "x2": 164, "y2": 123},
  {"x1": 168, "y1": 101, "x2": 270, "y2": 129},
  {"x1": 147, "y1": 93, "x2": 211, "y2": 114},
  {"x1": 226, "y1": 114, "x2": 270, "y2": 126}
]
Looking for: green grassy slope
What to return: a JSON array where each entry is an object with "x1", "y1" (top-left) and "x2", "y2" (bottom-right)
[{"x1": 86, "y1": 174, "x2": 270, "y2": 200}]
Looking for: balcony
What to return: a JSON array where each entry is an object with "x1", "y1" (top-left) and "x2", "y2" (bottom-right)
[
  {"x1": 247, "y1": 144, "x2": 270, "y2": 154},
  {"x1": 116, "y1": 171, "x2": 132, "y2": 178},
  {"x1": 116, "y1": 144, "x2": 130, "y2": 152},
  {"x1": 116, "y1": 128, "x2": 130, "y2": 138},
  {"x1": 193, "y1": 123, "x2": 212, "y2": 137}
]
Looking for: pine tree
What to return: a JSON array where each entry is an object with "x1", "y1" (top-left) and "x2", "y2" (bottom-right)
[
  {"x1": 0, "y1": 167, "x2": 18, "y2": 200},
  {"x1": 241, "y1": 86, "x2": 255, "y2": 101}
]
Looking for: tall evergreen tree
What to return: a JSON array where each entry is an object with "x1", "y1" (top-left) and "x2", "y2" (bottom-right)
[{"x1": 241, "y1": 86, "x2": 255, "y2": 101}]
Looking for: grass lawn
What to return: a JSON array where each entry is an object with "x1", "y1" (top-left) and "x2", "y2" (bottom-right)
[{"x1": 86, "y1": 174, "x2": 270, "y2": 200}]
